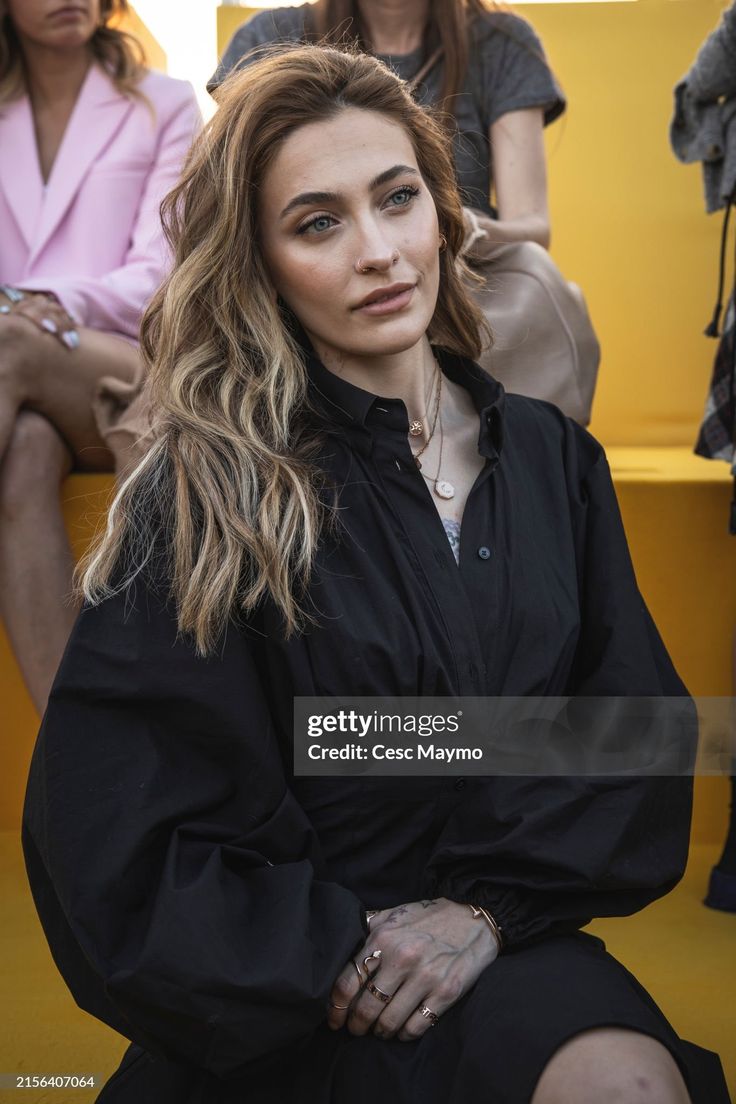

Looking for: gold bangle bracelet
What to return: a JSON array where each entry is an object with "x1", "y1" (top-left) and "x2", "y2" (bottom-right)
[{"x1": 468, "y1": 903, "x2": 504, "y2": 953}]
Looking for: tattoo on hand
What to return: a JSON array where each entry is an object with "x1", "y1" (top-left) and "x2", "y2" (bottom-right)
[
  {"x1": 419, "y1": 899, "x2": 437, "y2": 909},
  {"x1": 387, "y1": 906, "x2": 409, "y2": 922}
]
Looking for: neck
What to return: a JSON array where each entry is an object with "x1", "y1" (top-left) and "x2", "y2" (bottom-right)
[
  {"x1": 20, "y1": 39, "x2": 92, "y2": 110},
  {"x1": 312, "y1": 336, "x2": 439, "y2": 426},
  {"x1": 357, "y1": 0, "x2": 430, "y2": 55}
]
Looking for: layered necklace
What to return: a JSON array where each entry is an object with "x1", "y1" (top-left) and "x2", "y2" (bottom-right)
[{"x1": 409, "y1": 358, "x2": 455, "y2": 500}]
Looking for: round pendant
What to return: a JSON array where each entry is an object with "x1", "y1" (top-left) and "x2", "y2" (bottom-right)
[
  {"x1": 435, "y1": 480, "x2": 455, "y2": 500},
  {"x1": 409, "y1": 420, "x2": 424, "y2": 437}
]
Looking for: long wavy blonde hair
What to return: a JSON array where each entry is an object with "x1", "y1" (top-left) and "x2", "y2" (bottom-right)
[
  {"x1": 78, "y1": 45, "x2": 489, "y2": 655},
  {"x1": 0, "y1": 0, "x2": 144, "y2": 104}
]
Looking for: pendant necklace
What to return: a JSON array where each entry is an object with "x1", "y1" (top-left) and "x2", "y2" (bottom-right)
[
  {"x1": 412, "y1": 360, "x2": 442, "y2": 471},
  {"x1": 408, "y1": 356, "x2": 455, "y2": 500},
  {"x1": 424, "y1": 411, "x2": 455, "y2": 500}
]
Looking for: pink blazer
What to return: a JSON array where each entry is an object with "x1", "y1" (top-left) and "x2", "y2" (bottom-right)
[{"x1": 0, "y1": 64, "x2": 201, "y2": 340}]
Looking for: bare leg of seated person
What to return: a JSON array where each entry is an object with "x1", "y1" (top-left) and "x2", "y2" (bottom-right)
[
  {"x1": 531, "y1": 1027, "x2": 692, "y2": 1104},
  {"x1": 0, "y1": 412, "x2": 76, "y2": 715},
  {"x1": 0, "y1": 317, "x2": 141, "y2": 715}
]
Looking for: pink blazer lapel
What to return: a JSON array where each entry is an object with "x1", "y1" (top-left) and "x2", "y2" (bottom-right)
[
  {"x1": 28, "y1": 63, "x2": 135, "y2": 266},
  {"x1": 0, "y1": 96, "x2": 44, "y2": 251}
]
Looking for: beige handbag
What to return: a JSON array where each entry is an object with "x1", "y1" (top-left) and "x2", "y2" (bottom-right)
[{"x1": 460, "y1": 210, "x2": 600, "y2": 426}]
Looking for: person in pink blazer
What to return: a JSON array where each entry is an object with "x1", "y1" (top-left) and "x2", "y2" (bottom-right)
[{"x1": 0, "y1": 0, "x2": 201, "y2": 715}]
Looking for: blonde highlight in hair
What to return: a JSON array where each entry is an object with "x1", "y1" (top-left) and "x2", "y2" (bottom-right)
[
  {"x1": 77, "y1": 45, "x2": 489, "y2": 655},
  {"x1": 0, "y1": 0, "x2": 144, "y2": 104}
]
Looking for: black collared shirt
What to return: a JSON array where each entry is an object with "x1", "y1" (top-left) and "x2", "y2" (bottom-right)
[
  {"x1": 22, "y1": 350, "x2": 693, "y2": 1080},
  {"x1": 295, "y1": 348, "x2": 508, "y2": 700}
]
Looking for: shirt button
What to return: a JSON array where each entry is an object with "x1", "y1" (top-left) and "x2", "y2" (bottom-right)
[
  {"x1": 477, "y1": 546, "x2": 491, "y2": 560},
  {"x1": 454, "y1": 778, "x2": 467, "y2": 790}
]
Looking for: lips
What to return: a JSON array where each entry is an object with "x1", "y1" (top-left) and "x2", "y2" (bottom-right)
[
  {"x1": 49, "y1": 6, "x2": 87, "y2": 17},
  {"x1": 355, "y1": 282, "x2": 414, "y2": 309},
  {"x1": 353, "y1": 282, "x2": 417, "y2": 313}
]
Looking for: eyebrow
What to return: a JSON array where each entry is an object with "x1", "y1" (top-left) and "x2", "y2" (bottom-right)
[{"x1": 278, "y1": 164, "x2": 420, "y2": 220}]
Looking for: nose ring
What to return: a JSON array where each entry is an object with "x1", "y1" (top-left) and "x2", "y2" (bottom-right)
[{"x1": 356, "y1": 249, "x2": 400, "y2": 274}]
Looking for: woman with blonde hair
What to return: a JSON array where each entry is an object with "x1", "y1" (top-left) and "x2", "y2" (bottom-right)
[
  {"x1": 0, "y1": 0, "x2": 200, "y2": 715},
  {"x1": 23, "y1": 45, "x2": 728, "y2": 1104}
]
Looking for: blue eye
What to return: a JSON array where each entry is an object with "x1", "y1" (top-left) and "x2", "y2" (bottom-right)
[
  {"x1": 295, "y1": 185, "x2": 419, "y2": 236},
  {"x1": 386, "y1": 185, "x2": 420, "y2": 208},
  {"x1": 297, "y1": 214, "x2": 336, "y2": 235}
]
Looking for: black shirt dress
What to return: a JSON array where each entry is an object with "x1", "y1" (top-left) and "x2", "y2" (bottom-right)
[{"x1": 21, "y1": 350, "x2": 730, "y2": 1102}]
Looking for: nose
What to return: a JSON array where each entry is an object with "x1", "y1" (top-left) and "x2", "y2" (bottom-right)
[{"x1": 354, "y1": 222, "x2": 400, "y2": 274}]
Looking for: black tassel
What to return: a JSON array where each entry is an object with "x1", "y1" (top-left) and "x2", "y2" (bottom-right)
[
  {"x1": 706, "y1": 191, "x2": 735, "y2": 338},
  {"x1": 705, "y1": 304, "x2": 723, "y2": 338}
]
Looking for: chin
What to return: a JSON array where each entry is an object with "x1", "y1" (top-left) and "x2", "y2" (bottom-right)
[
  {"x1": 303, "y1": 308, "x2": 434, "y2": 362},
  {"x1": 349, "y1": 318, "x2": 433, "y2": 359},
  {"x1": 50, "y1": 33, "x2": 92, "y2": 48}
]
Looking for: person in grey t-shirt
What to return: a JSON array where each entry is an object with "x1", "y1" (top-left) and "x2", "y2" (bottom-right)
[{"x1": 208, "y1": 0, "x2": 565, "y2": 250}]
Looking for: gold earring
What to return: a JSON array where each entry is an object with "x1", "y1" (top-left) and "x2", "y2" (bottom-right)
[{"x1": 438, "y1": 233, "x2": 447, "y2": 253}]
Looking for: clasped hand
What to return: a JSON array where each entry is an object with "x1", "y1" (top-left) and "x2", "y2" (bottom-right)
[
  {"x1": 327, "y1": 897, "x2": 499, "y2": 1042},
  {"x1": 0, "y1": 287, "x2": 79, "y2": 350}
]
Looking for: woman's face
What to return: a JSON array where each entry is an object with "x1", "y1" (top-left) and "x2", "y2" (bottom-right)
[
  {"x1": 5, "y1": 0, "x2": 101, "y2": 50},
  {"x1": 259, "y1": 107, "x2": 441, "y2": 367}
]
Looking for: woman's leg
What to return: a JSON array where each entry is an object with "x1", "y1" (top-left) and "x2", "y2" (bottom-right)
[
  {"x1": 531, "y1": 1027, "x2": 691, "y2": 1104},
  {"x1": 0, "y1": 313, "x2": 140, "y2": 466},
  {"x1": 0, "y1": 412, "x2": 76, "y2": 714},
  {"x1": 0, "y1": 318, "x2": 142, "y2": 714}
]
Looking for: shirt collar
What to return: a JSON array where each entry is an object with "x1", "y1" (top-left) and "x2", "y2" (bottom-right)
[{"x1": 305, "y1": 346, "x2": 505, "y2": 462}]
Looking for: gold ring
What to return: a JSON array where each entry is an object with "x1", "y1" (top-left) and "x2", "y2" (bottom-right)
[
  {"x1": 418, "y1": 1004, "x2": 440, "y2": 1026},
  {"x1": 365, "y1": 980, "x2": 393, "y2": 1004},
  {"x1": 352, "y1": 958, "x2": 365, "y2": 984},
  {"x1": 329, "y1": 1000, "x2": 350, "y2": 1010},
  {"x1": 363, "y1": 949, "x2": 382, "y2": 975}
]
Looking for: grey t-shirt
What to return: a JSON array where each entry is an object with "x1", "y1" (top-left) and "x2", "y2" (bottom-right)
[{"x1": 207, "y1": 5, "x2": 565, "y2": 215}]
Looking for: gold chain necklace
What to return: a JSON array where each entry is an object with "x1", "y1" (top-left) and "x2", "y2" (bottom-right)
[
  {"x1": 419, "y1": 409, "x2": 455, "y2": 500},
  {"x1": 411, "y1": 361, "x2": 442, "y2": 469}
]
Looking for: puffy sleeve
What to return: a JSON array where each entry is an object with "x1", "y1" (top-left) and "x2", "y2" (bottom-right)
[
  {"x1": 421, "y1": 419, "x2": 695, "y2": 949},
  {"x1": 21, "y1": 570, "x2": 368, "y2": 1078},
  {"x1": 476, "y1": 12, "x2": 566, "y2": 130}
]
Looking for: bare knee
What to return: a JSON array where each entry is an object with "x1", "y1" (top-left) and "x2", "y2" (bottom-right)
[
  {"x1": 0, "y1": 315, "x2": 36, "y2": 391},
  {"x1": 0, "y1": 410, "x2": 72, "y2": 519},
  {"x1": 531, "y1": 1027, "x2": 691, "y2": 1104}
]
